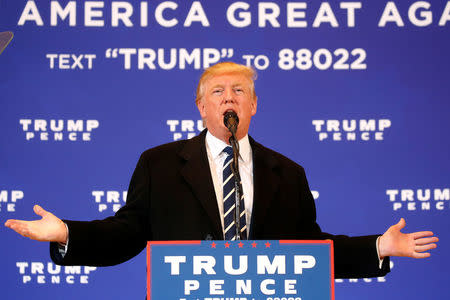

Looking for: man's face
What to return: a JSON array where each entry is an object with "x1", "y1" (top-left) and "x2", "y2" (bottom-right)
[{"x1": 197, "y1": 73, "x2": 257, "y2": 143}]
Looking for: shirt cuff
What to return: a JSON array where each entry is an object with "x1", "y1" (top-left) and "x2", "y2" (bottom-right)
[
  {"x1": 57, "y1": 223, "x2": 69, "y2": 258},
  {"x1": 376, "y1": 236, "x2": 384, "y2": 269}
]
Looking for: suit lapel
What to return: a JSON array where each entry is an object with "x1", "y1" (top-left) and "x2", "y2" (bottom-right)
[
  {"x1": 178, "y1": 130, "x2": 223, "y2": 239},
  {"x1": 250, "y1": 137, "x2": 280, "y2": 238}
]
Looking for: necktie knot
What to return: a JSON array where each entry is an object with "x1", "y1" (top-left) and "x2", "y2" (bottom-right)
[{"x1": 223, "y1": 146, "x2": 233, "y2": 157}]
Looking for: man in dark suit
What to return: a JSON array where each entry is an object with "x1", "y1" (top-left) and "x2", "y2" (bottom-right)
[{"x1": 5, "y1": 62, "x2": 438, "y2": 279}]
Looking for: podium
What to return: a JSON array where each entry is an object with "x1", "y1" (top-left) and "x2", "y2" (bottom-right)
[{"x1": 147, "y1": 240, "x2": 334, "y2": 300}]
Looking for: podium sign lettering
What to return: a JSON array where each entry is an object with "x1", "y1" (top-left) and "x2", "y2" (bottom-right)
[{"x1": 147, "y1": 240, "x2": 334, "y2": 300}]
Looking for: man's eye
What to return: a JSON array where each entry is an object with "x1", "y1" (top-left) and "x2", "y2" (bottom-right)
[
  {"x1": 234, "y1": 88, "x2": 244, "y2": 94},
  {"x1": 213, "y1": 89, "x2": 223, "y2": 95}
]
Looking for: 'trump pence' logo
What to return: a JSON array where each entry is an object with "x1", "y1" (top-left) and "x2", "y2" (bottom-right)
[
  {"x1": 0, "y1": 190, "x2": 24, "y2": 212},
  {"x1": 336, "y1": 260, "x2": 394, "y2": 283},
  {"x1": 312, "y1": 119, "x2": 391, "y2": 141},
  {"x1": 92, "y1": 190, "x2": 127, "y2": 213},
  {"x1": 16, "y1": 261, "x2": 96, "y2": 284},
  {"x1": 19, "y1": 119, "x2": 99, "y2": 141},
  {"x1": 387, "y1": 188, "x2": 449, "y2": 211},
  {"x1": 167, "y1": 120, "x2": 204, "y2": 141}
]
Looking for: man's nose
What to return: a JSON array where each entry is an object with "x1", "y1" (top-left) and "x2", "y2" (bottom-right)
[{"x1": 223, "y1": 88, "x2": 235, "y2": 103}]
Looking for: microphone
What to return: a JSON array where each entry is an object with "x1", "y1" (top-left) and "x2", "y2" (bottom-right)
[{"x1": 223, "y1": 111, "x2": 239, "y2": 135}]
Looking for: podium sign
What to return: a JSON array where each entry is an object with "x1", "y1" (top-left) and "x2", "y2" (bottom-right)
[{"x1": 147, "y1": 240, "x2": 334, "y2": 300}]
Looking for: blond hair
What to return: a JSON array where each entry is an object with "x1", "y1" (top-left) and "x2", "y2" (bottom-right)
[{"x1": 195, "y1": 62, "x2": 257, "y2": 104}]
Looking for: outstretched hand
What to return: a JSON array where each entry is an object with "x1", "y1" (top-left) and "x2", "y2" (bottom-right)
[
  {"x1": 4, "y1": 205, "x2": 67, "y2": 244},
  {"x1": 379, "y1": 218, "x2": 438, "y2": 259}
]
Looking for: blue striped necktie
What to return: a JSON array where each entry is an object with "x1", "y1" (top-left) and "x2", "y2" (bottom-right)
[{"x1": 222, "y1": 146, "x2": 247, "y2": 240}]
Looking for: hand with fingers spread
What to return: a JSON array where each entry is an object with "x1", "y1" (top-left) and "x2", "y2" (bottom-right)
[
  {"x1": 4, "y1": 205, "x2": 68, "y2": 244},
  {"x1": 378, "y1": 218, "x2": 438, "y2": 259}
]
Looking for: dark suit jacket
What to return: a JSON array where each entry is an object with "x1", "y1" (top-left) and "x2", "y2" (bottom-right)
[{"x1": 51, "y1": 130, "x2": 390, "y2": 279}]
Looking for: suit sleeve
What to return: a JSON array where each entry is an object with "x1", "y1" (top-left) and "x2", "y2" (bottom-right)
[
  {"x1": 50, "y1": 153, "x2": 151, "y2": 267},
  {"x1": 296, "y1": 167, "x2": 391, "y2": 279}
]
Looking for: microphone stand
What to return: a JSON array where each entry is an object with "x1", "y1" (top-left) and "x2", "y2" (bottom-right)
[{"x1": 229, "y1": 132, "x2": 244, "y2": 240}]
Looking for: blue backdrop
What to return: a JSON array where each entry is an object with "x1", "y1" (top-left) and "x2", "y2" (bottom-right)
[{"x1": 1, "y1": 1, "x2": 449, "y2": 299}]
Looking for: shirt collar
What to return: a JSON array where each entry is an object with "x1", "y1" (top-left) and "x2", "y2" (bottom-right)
[{"x1": 206, "y1": 131, "x2": 251, "y2": 163}]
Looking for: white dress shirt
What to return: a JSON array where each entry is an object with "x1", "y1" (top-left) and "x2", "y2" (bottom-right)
[{"x1": 205, "y1": 131, "x2": 253, "y2": 238}]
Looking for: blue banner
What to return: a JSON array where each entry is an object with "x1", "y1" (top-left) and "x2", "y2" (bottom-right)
[{"x1": 0, "y1": 1, "x2": 448, "y2": 299}]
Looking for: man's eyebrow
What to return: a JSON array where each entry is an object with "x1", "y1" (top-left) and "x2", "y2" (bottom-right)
[{"x1": 209, "y1": 83, "x2": 245, "y2": 89}]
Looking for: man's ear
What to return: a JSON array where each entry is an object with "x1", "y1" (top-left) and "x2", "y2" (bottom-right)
[
  {"x1": 251, "y1": 96, "x2": 258, "y2": 116},
  {"x1": 197, "y1": 99, "x2": 207, "y2": 119}
]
